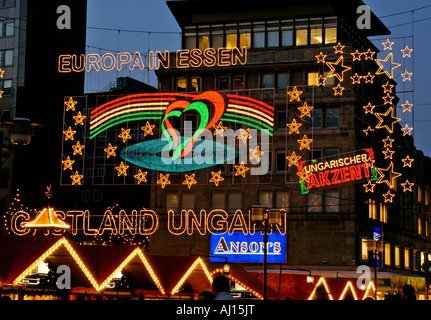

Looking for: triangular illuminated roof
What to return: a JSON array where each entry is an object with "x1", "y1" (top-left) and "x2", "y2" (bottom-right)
[{"x1": 23, "y1": 207, "x2": 70, "y2": 229}]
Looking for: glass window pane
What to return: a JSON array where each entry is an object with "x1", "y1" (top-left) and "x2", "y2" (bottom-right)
[
  {"x1": 233, "y1": 75, "x2": 244, "y2": 89},
  {"x1": 212, "y1": 192, "x2": 225, "y2": 209},
  {"x1": 176, "y1": 77, "x2": 187, "y2": 92},
  {"x1": 219, "y1": 76, "x2": 229, "y2": 90},
  {"x1": 307, "y1": 193, "x2": 322, "y2": 212},
  {"x1": 277, "y1": 111, "x2": 286, "y2": 129},
  {"x1": 310, "y1": 19, "x2": 322, "y2": 45},
  {"x1": 185, "y1": 26, "x2": 197, "y2": 49},
  {"x1": 277, "y1": 73, "x2": 288, "y2": 89},
  {"x1": 295, "y1": 19, "x2": 308, "y2": 46},
  {"x1": 325, "y1": 190, "x2": 339, "y2": 212},
  {"x1": 307, "y1": 71, "x2": 319, "y2": 86},
  {"x1": 310, "y1": 109, "x2": 322, "y2": 128},
  {"x1": 324, "y1": 149, "x2": 339, "y2": 161},
  {"x1": 166, "y1": 193, "x2": 179, "y2": 213},
  {"x1": 239, "y1": 23, "x2": 251, "y2": 48},
  {"x1": 3, "y1": 79, "x2": 11, "y2": 95},
  {"x1": 228, "y1": 192, "x2": 241, "y2": 213},
  {"x1": 182, "y1": 193, "x2": 195, "y2": 210},
  {"x1": 253, "y1": 22, "x2": 265, "y2": 48},
  {"x1": 275, "y1": 192, "x2": 289, "y2": 210},
  {"x1": 225, "y1": 24, "x2": 237, "y2": 49},
  {"x1": 5, "y1": 20, "x2": 13, "y2": 36},
  {"x1": 276, "y1": 152, "x2": 287, "y2": 172},
  {"x1": 267, "y1": 21, "x2": 279, "y2": 47},
  {"x1": 190, "y1": 77, "x2": 200, "y2": 91},
  {"x1": 262, "y1": 73, "x2": 273, "y2": 88},
  {"x1": 4, "y1": 49, "x2": 12, "y2": 66},
  {"x1": 325, "y1": 18, "x2": 337, "y2": 44},
  {"x1": 281, "y1": 20, "x2": 293, "y2": 46},
  {"x1": 259, "y1": 191, "x2": 273, "y2": 208},
  {"x1": 212, "y1": 25, "x2": 224, "y2": 49},
  {"x1": 326, "y1": 108, "x2": 339, "y2": 128},
  {"x1": 198, "y1": 25, "x2": 210, "y2": 50}
]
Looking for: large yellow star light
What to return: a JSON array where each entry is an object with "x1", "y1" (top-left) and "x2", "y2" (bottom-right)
[
  {"x1": 157, "y1": 173, "x2": 171, "y2": 188},
  {"x1": 374, "y1": 107, "x2": 401, "y2": 134},
  {"x1": 287, "y1": 86, "x2": 303, "y2": 102},
  {"x1": 326, "y1": 55, "x2": 351, "y2": 82},
  {"x1": 115, "y1": 161, "x2": 129, "y2": 176},
  {"x1": 375, "y1": 162, "x2": 402, "y2": 189},
  {"x1": 70, "y1": 171, "x2": 83, "y2": 185},
  {"x1": 286, "y1": 118, "x2": 302, "y2": 134},
  {"x1": 183, "y1": 173, "x2": 197, "y2": 189},
  {"x1": 134, "y1": 169, "x2": 148, "y2": 184},
  {"x1": 63, "y1": 126, "x2": 76, "y2": 141},
  {"x1": 72, "y1": 141, "x2": 85, "y2": 156},
  {"x1": 297, "y1": 134, "x2": 313, "y2": 150},
  {"x1": 209, "y1": 171, "x2": 224, "y2": 187},
  {"x1": 73, "y1": 111, "x2": 86, "y2": 126},
  {"x1": 104, "y1": 143, "x2": 117, "y2": 158},
  {"x1": 118, "y1": 128, "x2": 132, "y2": 143},
  {"x1": 141, "y1": 121, "x2": 155, "y2": 136},
  {"x1": 297, "y1": 170, "x2": 310, "y2": 183},
  {"x1": 234, "y1": 162, "x2": 249, "y2": 177},
  {"x1": 298, "y1": 102, "x2": 314, "y2": 119},
  {"x1": 65, "y1": 97, "x2": 78, "y2": 111},
  {"x1": 375, "y1": 52, "x2": 401, "y2": 79},
  {"x1": 62, "y1": 156, "x2": 75, "y2": 171},
  {"x1": 286, "y1": 151, "x2": 301, "y2": 167}
]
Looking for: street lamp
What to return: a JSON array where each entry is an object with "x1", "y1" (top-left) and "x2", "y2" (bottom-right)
[
  {"x1": 367, "y1": 239, "x2": 384, "y2": 299},
  {"x1": 1, "y1": 117, "x2": 41, "y2": 146},
  {"x1": 250, "y1": 205, "x2": 282, "y2": 300}
]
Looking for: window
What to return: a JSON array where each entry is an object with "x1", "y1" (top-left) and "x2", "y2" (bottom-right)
[
  {"x1": 253, "y1": 22, "x2": 265, "y2": 48},
  {"x1": 395, "y1": 246, "x2": 400, "y2": 267},
  {"x1": 0, "y1": 49, "x2": 13, "y2": 67},
  {"x1": 262, "y1": 73, "x2": 274, "y2": 88},
  {"x1": 182, "y1": 193, "x2": 195, "y2": 210},
  {"x1": 259, "y1": 191, "x2": 273, "y2": 208},
  {"x1": 295, "y1": 19, "x2": 308, "y2": 46},
  {"x1": 228, "y1": 192, "x2": 242, "y2": 213},
  {"x1": 277, "y1": 111, "x2": 286, "y2": 129},
  {"x1": 307, "y1": 193, "x2": 322, "y2": 212},
  {"x1": 276, "y1": 151, "x2": 288, "y2": 172},
  {"x1": 1, "y1": 0, "x2": 15, "y2": 8},
  {"x1": 307, "y1": 71, "x2": 319, "y2": 86},
  {"x1": 361, "y1": 238, "x2": 369, "y2": 260},
  {"x1": 0, "y1": 79, "x2": 12, "y2": 96},
  {"x1": 198, "y1": 25, "x2": 210, "y2": 50},
  {"x1": 326, "y1": 108, "x2": 339, "y2": 128},
  {"x1": 324, "y1": 18, "x2": 337, "y2": 44},
  {"x1": 324, "y1": 149, "x2": 339, "y2": 161},
  {"x1": 309, "y1": 18, "x2": 323, "y2": 45},
  {"x1": 239, "y1": 23, "x2": 251, "y2": 48},
  {"x1": 384, "y1": 243, "x2": 391, "y2": 266},
  {"x1": 166, "y1": 193, "x2": 179, "y2": 213},
  {"x1": 425, "y1": 187, "x2": 430, "y2": 206},
  {"x1": 310, "y1": 109, "x2": 322, "y2": 128},
  {"x1": 267, "y1": 21, "x2": 279, "y2": 47},
  {"x1": 418, "y1": 185, "x2": 423, "y2": 203},
  {"x1": 93, "y1": 189, "x2": 102, "y2": 202},
  {"x1": 212, "y1": 24, "x2": 224, "y2": 49},
  {"x1": 82, "y1": 190, "x2": 90, "y2": 202},
  {"x1": 233, "y1": 74, "x2": 244, "y2": 89},
  {"x1": 281, "y1": 20, "x2": 294, "y2": 46},
  {"x1": 418, "y1": 217, "x2": 422, "y2": 235},
  {"x1": 212, "y1": 192, "x2": 226, "y2": 210},
  {"x1": 404, "y1": 248, "x2": 410, "y2": 269},
  {"x1": 176, "y1": 77, "x2": 187, "y2": 92},
  {"x1": 380, "y1": 203, "x2": 387, "y2": 223},
  {"x1": 0, "y1": 20, "x2": 14, "y2": 37},
  {"x1": 277, "y1": 73, "x2": 288, "y2": 89},
  {"x1": 325, "y1": 190, "x2": 339, "y2": 212},
  {"x1": 275, "y1": 192, "x2": 289, "y2": 210},
  {"x1": 225, "y1": 24, "x2": 238, "y2": 49},
  {"x1": 190, "y1": 76, "x2": 201, "y2": 91},
  {"x1": 219, "y1": 76, "x2": 229, "y2": 90},
  {"x1": 185, "y1": 26, "x2": 197, "y2": 50},
  {"x1": 309, "y1": 149, "x2": 322, "y2": 163},
  {"x1": 369, "y1": 199, "x2": 377, "y2": 220}
]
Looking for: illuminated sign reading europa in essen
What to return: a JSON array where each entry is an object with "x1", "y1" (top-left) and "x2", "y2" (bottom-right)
[{"x1": 58, "y1": 47, "x2": 247, "y2": 73}]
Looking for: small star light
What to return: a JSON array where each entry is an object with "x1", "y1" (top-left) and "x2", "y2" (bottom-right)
[
  {"x1": 351, "y1": 49, "x2": 362, "y2": 61},
  {"x1": 118, "y1": 128, "x2": 132, "y2": 143},
  {"x1": 286, "y1": 118, "x2": 302, "y2": 134},
  {"x1": 363, "y1": 103, "x2": 376, "y2": 114},
  {"x1": 183, "y1": 173, "x2": 197, "y2": 189},
  {"x1": 237, "y1": 128, "x2": 251, "y2": 144},
  {"x1": 401, "y1": 124, "x2": 413, "y2": 136},
  {"x1": 401, "y1": 155, "x2": 414, "y2": 168},
  {"x1": 70, "y1": 171, "x2": 83, "y2": 185},
  {"x1": 234, "y1": 162, "x2": 249, "y2": 177},
  {"x1": 73, "y1": 111, "x2": 86, "y2": 126},
  {"x1": 333, "y1": 83, "x2": 345, "y2": 96},
  {"x1": 62, "y1": 156, "x2": 75, "y2": 171},
  {"x1": 297, "y1": 134, "x2": 313, "y2": 150},
  {"x1": 63, "y1": 126, "x2": 76, "y2": 141},
  {"x1": 104, "y1": 143, "x2": 117, "y2": 158},
  {"x1": 382, "y1": 38, "x2": 394, "y2": 51},
  {"x1": 298, "y1": 102, "x2": 314, "y2": 119},
  {"x1": 374, "y1": 107, "x2": 401, "y2": 134},
  {"x1": 286, "y1": 151, "x2": 301, "y2": 167},
  {"x1": 401, "y1": 101, "x2": 413, "y2": 113},
  {"x1": 382, "y1": 136, "x2": 395, "y2": 148},
  {"x1": 363, "y1": 49, "x2": 375, "y2": 60},
  {"x1": 382, "y1": 81, "x2": 394, "y2": 94},
  {"x1": 115, "y1": 161, "x2": 129, "y2": 176},
  {"x1": 297, "y1": 170, "x2": 310, "y2": 183},
  {"x1": 351, "y1": 73, "x2": 362, "y2": 84},
  {"x1": 401, "y1": 70, "x2": 413, "y2": 82},
  {"x1": 134, "y1": 169, "x2": 148, "y2": 184},
  {"x1": 65, "y1": 97, "x2": 78, "y2": 111},
  {"x1": 401, "y1": 180, "x2": 414, "y2": 192},
  {"x1": 287, "y1": 86, "x2": 303, "y2": 102},
  {"x1": 72, "y1": 141, "x2": 85, "y2": 156},
  {"x1": 141, "y1": 121, "x2": 155, "y2": 136},
  {"x1": 0, "y1": 68, "x2": 4, "y2": 77},
  {"x1": 157, "y1": 173, "x2": 171, "y2": 188},
  {"x1": 213, "y1": 121, "x2": 227, "y2": 136},
  {"x1": 315, "y1": 52, "x2": 327, "y2": 63},
  {"x1": 363, "y1": 181, "x2": 376, "y2": 193},
  {"x1": 249, "y1": 146, "x2": 264, "y2": 162},
  {"x1": 383, "y1": 190, "x2": 395, "y2": 203},
  {"x1": 383, "y1": 148, "x2": 395, "y2": 160},
  {"x1": 333, "y1": 42, "x2": 345, "y2": 54},
  {"x1": 401, "y1": 45, "x2": 413, "y2": 58},
  {"x1": 209, "y1": 171, "x2": 224, "y2": 187}
]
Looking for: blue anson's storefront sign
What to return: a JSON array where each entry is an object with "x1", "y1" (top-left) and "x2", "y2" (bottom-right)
[{"x1": 210, "y1": 232, "x2": 287, "y2": 263}]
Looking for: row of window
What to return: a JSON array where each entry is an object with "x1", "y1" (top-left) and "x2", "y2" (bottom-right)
[
  {"x1": 184, "y1": 17, "x2": 337, "y2": 50},
  {"x1": 361, "y1": 238, "x2": 431, "y2": 272}
]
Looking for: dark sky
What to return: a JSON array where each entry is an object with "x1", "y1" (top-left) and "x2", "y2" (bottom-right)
[{"x1": 85, "y1": 0, "x2": 431, "y2": 157}]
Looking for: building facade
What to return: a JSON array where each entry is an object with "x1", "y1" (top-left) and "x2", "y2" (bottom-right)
[{"x1": 152, "y1": 0, "x2": 431, "y2": 297}]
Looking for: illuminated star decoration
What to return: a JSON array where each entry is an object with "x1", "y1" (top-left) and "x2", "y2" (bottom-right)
[
  {"x1": 297, "y1": 170, "x2": 310, "y2": 183},
  {"x1": 401, "y1": 124, "x2": 413, "y2": 136},
  {"x1": 351, "y1": 73, "x2": 362, "y2": 84},
  {"x1": 375, "y1": 162, "x2": 402, "y2": 189},
  {"x1": 383, "y1": 148, "x2": 395, "y2": 160},
  {"x1": 382, "y1": 136, "x2": 395, "y2": 148},
  {"x1": 118, "y1": 128, "x2": 132, "y2": 143},
  {"x1": 401, "y1": 45, "x2": 413, "y2": 58},
  {"x1": 72, "y1": 141, "x2": 85, "y2": 156},
  {"x1": 351, "y1": 49, "x2": 362, "y2": 61},
  {"x1": 333, "y1": 83, "x2": 345, "y2": 96},
  {"x1": 374, "y1": 107, "x2": 401, "y2": 134},
  {"x1": 0, "y1": 68, "x2": 4, "y2": 78},
  {"x1": 73, "y1": 111, "x2": 86, "y2": 126},
  {"x1": 63, "y1": 126, "x2": 76, "y2": 141},
  {"x1": 62, "y1": 156, "x2": 75, "y2": 171},
  {"x1": 115, "y1": 161, "x2": 129, "y2": 176},
  {"x1": 297, "y1": 134, "x2": 313, "y2": 150},
  {"x1": 104, "y1": 143, "x2": 117, "y2": 158},
  {"x1": 157, "y1": 173, "x2": 171, "y2": 188},
  {"x1": 375, "y1": 52, "x2": 401, "y2": 79},
  {"x1": 286, "y1": 118, "x2": 302, "y2": 134},
  {"x1": 209, "y1": 171, "x2": 224, "y2": 187},
  {"x1": 326, "y1": 55, "x2": 351, "y2": 82},
  {"x1": 363, "y1": 103, "x2": 375, "y2": 114},
  {"x1": 401, "y1": 180, "x2": 414, "y2": 192},
  {"x1": 183, "y1": 173, "x2": 197, "y2": 189},
  {"x1": 315, "y1": 52, "x2": 327, "y2": 63},
  {"x1": 401, "y1": 70, "x2": 413, "y2": 82},
  {"x1": 402, "y1": 155, "x2": 414, "y2": 168},
  {"x1": 65, "y1": 97, "x2": 78, "y2": 111},
  {"x1": 234, "y1": 162, "x2": 249, "y2": 177},
  {"x1": 363, "y1": 181, "x2": 376, "y2": 193},
  {"x1": 382, "y1": 81, "x2": 394, "y2": 94},
  {"x1": 383, "y1": 190, "x2": 395, "y2": 203},
  {"x1": 401, "y1": 101, "x2": 413, "y2": 113},
  {"x1": 382, "y1": 93, "x2": 394, "y2": 105},
  {"x1": 237, "y1": 128, "x2": 251, "y2": 144},
  {"x1": 286, "y1": 151, "x2": 301, "y2": 167},
  {"x1": 287, "y1": 86, "x2": 303, "y2": 102},
  {"x1": 141, "y1": 121, "x2": 155, "y2": 136},
  {"x1": 333, "y1": 42, "x2": 345, "y2": 54},
  {"x1": 363, "y1": 49, "x2": 375, "y2": 60},
  {"x1": 382, "y1": 38, "x2": 394, "y2": 51},
  {"x1": 249, "y1": 146, "x2": 263, "y2": 162},
  {"x1": 363, "y1": 126, "x2": 375, "y2": 136},
  {"x1": 134, "y1": 169, "x2": 148, "y2": 184},
  {"x1": 213, "y1": 121, "x2": 227, "y2": 136},
  {"x1": 70, "y1": 171, "x2": 83, "y2": 185},
  {"x1": 297, "y1": 102, "x2": 314, "y2": 119}
]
